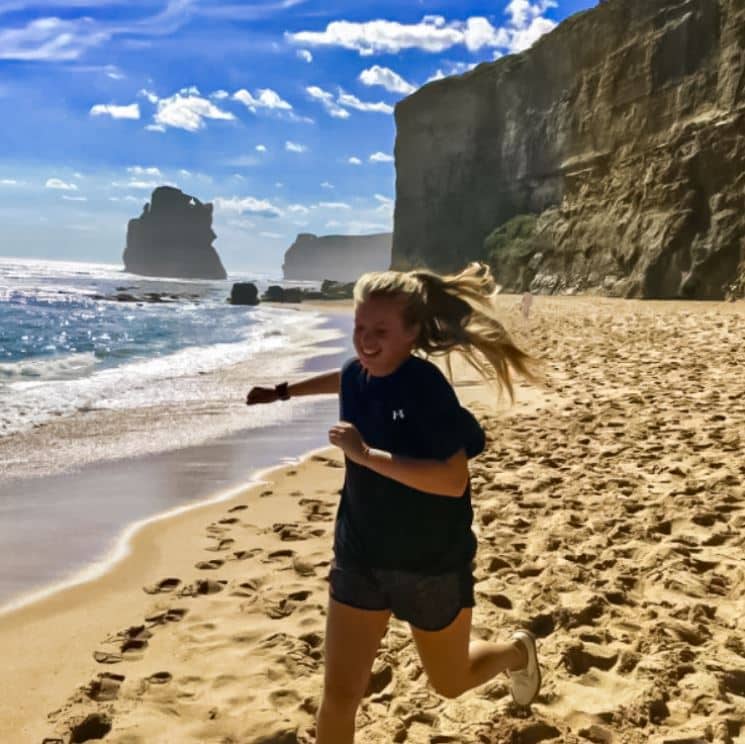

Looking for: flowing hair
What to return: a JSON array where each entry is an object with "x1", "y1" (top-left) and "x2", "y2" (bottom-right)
[{"x1": 353, "y1": 261, "x2": 545, "y2": 403}]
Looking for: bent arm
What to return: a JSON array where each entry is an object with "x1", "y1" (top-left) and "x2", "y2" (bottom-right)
[
  {"x1": 357, "y1": 446, "x2": 469, "y2": 498},
  {"x1": 288, "y1": 369, "x2": 340, "y2": 397}
]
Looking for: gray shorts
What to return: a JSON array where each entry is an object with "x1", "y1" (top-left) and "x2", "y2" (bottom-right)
[{"x1": 328, "y1": 556, "x2": 475, "y2": 632}]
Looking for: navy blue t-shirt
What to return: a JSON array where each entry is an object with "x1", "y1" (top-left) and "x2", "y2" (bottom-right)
[{"x1": 335, "y1": 353, "x2": 486, "y2": 573}]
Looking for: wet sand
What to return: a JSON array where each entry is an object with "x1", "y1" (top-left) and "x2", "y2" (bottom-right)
[{"x1": 1, "y1": 295, "x2": 744, "y2": 744}]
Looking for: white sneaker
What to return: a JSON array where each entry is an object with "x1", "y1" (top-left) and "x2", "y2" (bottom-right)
[{"x1": 507, "y1": 629, "x2": 541, "y2": 706}]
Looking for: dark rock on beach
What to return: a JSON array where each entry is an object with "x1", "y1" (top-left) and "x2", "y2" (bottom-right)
[
  {"x1": 229, "y1": 283, "x2": 260, "y2": 305},
  {"x1": 393, "y1": 0, "x2": 745, "y2": 299},
  {"x1": 261, "y1": 285, "x2": 306, "y2": 303},
  {"x1": 123, "y1": 186, "x2": 227, "y2": 280}
]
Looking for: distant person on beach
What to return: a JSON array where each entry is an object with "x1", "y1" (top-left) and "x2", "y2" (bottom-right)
[
  {"x1": 246, "y1": 261, "x2": 544, "y2": 744},
  {"x1": 520, "y1": 292, "x2": 533, "y2": 320}
]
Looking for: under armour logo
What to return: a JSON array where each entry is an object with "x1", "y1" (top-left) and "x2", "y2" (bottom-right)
[{"x1": 392, "y1": 409, "x2": 405, "y2": 420}]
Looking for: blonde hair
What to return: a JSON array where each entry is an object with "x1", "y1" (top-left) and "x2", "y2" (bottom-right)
[{"x1": 353, "y1": 261, "x2": 544, "y2": 403}]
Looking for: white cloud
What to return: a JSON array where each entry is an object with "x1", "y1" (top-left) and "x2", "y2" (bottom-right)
[
  {"x1": 369, "y1": 151, "x2": 394, "y2": 163},
  {"x1": 320, "y1": 181, "x2": 333, "y2": 189},
  {"x1": 154, "y1": 92, "x2": 235, "y2": 132},
  {"x1": 0, "y1": 178, "x2": 18, "y2": 185},
  {"x1": 337, "y1": 92, "x2": 393, "y2": 115},
  {"x1": 0, "y1": 1, "x2": 203, "y2": 62},
  {"x1": 318, "y1": 201, "x2": 351, "y2": 210},
  {"x1": 505, "y1": 0, "x2": 557, "y2": 29},
  {"x1": 0, "y1": 16, "x2": 110, "y2": 61},
  {"x1": 145, "y1": 123, "x2": 166, "y2": 133},
  {"x1": 255, "y1": 144, "x2": 267, "y2": 152},
  {"x1": 374, "y1": 193, "x2": 394, "y2": 211},
  {"x1": 213, "y1": 195, "x2": 282, "y2": 218},
  {"x1": 509, "y1": 15, "x2": 557, "y2": 52},
  {"x1": 90, "y1": 102, "x2": 140, "y2": 120},
  {"x1": 426, "y1": 61, "x2": 479, "y2": 83},
  {"x1": 348, "y1": 157, "x2": 362, "y2": 165},
  {"x1": 179, "y1": 168, "x2": 192, "y2": 177},
  {"x1": 45, "y1": 177, "x2": 78, "y2": 191},
  {"x1": 233, "y1": 87, "x2": 292, "y2": 113},
  {"x1": 306, "y1": 85, "x2": 349, "y2": 119},
  {"x1": 287, "y1": 10, "x2": 556, "y2": 57},
  {"x1": 111, "y1": 179, "x2": 160, "y2": 190},
  {"x1": 285, "y1": 141, "x2": 307, "y2": 153},
  {"x1": 210, "y1": 89, "x2": 230, "y2": 99},
  {"x1": 138, "y1": 88, "x2": 159, "y2": 103},
  {"x1": 287, "y1": 204, "x2": 310, "y2": 214},
  {"x1": 359, "y1": 65, "x2": 415, "y2": 95},
  {"x1": 287, "y1": 17, "x2": 462, "y2": 56},
  {"x1": 297, "y1": 48, "x2": 312, "y2": 63},
  {"x1": 127, "y1": 165, "x2": 161, "y2": 176},
  {"x1": 62, "y1": 195, "x2": 88, "y2": 201}
]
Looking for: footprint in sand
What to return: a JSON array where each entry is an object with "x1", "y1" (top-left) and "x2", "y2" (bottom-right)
[
  {"x1": 195, "y1": 559, "x2": 224, "y2": 570},
  {"x1": 86, "y1": 672, "x2": 125, "y2": 701},
  {"x1": 144, "y1": 607, "x2": 188, "y2": 626},
  {"x1": 231, "y1": 548, "x2": 262, "y2": 561},
  {"x1": 205, "y1": 537, "x2": 235, "y2": 552},
  {"x1": 95, "y1": 625, "x2": 152, "y2": 663},
  {"x1": 145, "y1": 671, "x2": 172, "y2": 685},
  {"x1": 227, "y1": 503, "x2": 249, "y2": 512},
  {"x1": 142, "y1": 577, "x2": 181, "y2": 594},
  {"x1": 178, "y1": 579, "x2": 226, "y2": 597},
  {"x1": 67, "y1": 713, "x2": 112, "y2": 743}
]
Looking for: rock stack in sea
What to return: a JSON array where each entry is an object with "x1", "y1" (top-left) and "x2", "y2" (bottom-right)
[
  {"x1": 393, "y1": 0, "x2": 745, "y2": 300},
  {"x1": 282, "y1": 232, "x2": 391, "y2": 282},
  {"x1": 123, "y1": 186, "x2": 227, "y2": 280}
]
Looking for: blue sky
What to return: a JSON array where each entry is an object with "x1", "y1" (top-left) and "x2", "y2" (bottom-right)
[{"x1": 0, "y1": 0, "x2": 598, "y2": 276}]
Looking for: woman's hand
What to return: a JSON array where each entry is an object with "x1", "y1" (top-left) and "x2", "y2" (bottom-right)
[
  {"x1": 246, "y1": 386, "x2": 278, "y2": 405},
  {"x1": 328, "y1": 421, "x2": 367, "y2": 463}
]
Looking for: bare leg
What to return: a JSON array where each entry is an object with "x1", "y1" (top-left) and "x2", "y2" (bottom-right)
[
  {"x1": 410, "y1": 608, "x2": 528, "y2": 699},
  {"x1": 317, "y1": 598, "x2": 391, "y2": 744}
]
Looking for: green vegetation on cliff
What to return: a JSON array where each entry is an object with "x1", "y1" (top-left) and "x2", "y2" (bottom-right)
[{"x1": 484, "y1": 214, "x2": 552, "y2": 292}]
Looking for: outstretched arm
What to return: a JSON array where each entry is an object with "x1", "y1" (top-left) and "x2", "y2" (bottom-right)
[
  {"x1": 287, "y1": 369, "x2": 341, "y2": 397},
  {"x1": 246, "y1": 369, "x2": 340, "y2": 405}
]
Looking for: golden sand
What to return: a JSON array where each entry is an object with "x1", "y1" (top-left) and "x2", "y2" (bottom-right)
[{"x1": 1, "y1": 295, "x2": 743, "y2": 743}]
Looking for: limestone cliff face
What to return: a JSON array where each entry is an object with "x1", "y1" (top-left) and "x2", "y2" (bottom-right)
[
  {"x1": 123, "y1": 187, "x2": 227, "y2": 280},
  {"x1": 282, "y1": 233, "x2": 391, "y2": 282},
  {"x1": 393, "y1": 0, "x2": 745, "y2": 299}
]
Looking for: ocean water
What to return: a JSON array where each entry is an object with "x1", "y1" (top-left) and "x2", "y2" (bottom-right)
[
  {"x1": 0, "y1": 257, "x2": 325, "y2": 438},
  {"x1": 0, "y1": 257, "x2": 354, "y2": 613}
]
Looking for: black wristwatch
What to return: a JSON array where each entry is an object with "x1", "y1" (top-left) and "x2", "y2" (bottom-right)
[{"x1": 274, "y1": 381, "x2": 291, "y2": 400}]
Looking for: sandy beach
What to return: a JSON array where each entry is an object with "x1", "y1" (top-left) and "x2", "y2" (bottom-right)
[{"x1": 1, "y1": 295, "x2": 744, "y2": 744}]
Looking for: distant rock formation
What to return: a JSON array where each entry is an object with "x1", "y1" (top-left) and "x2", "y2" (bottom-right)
[
  {"x1": 282, "y1": 233, "x2": 391, "y2": 282},
  {"x1": 393, "y1": 0, "x2": 745, "y2": 300},
  {"x1": 123, "y1": 186, "x2": 227, "y2": 280}
]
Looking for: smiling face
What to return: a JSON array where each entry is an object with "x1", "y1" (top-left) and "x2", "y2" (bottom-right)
[{"x1": 353, "y1": 294, "x2": 419, "y2": 377}]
